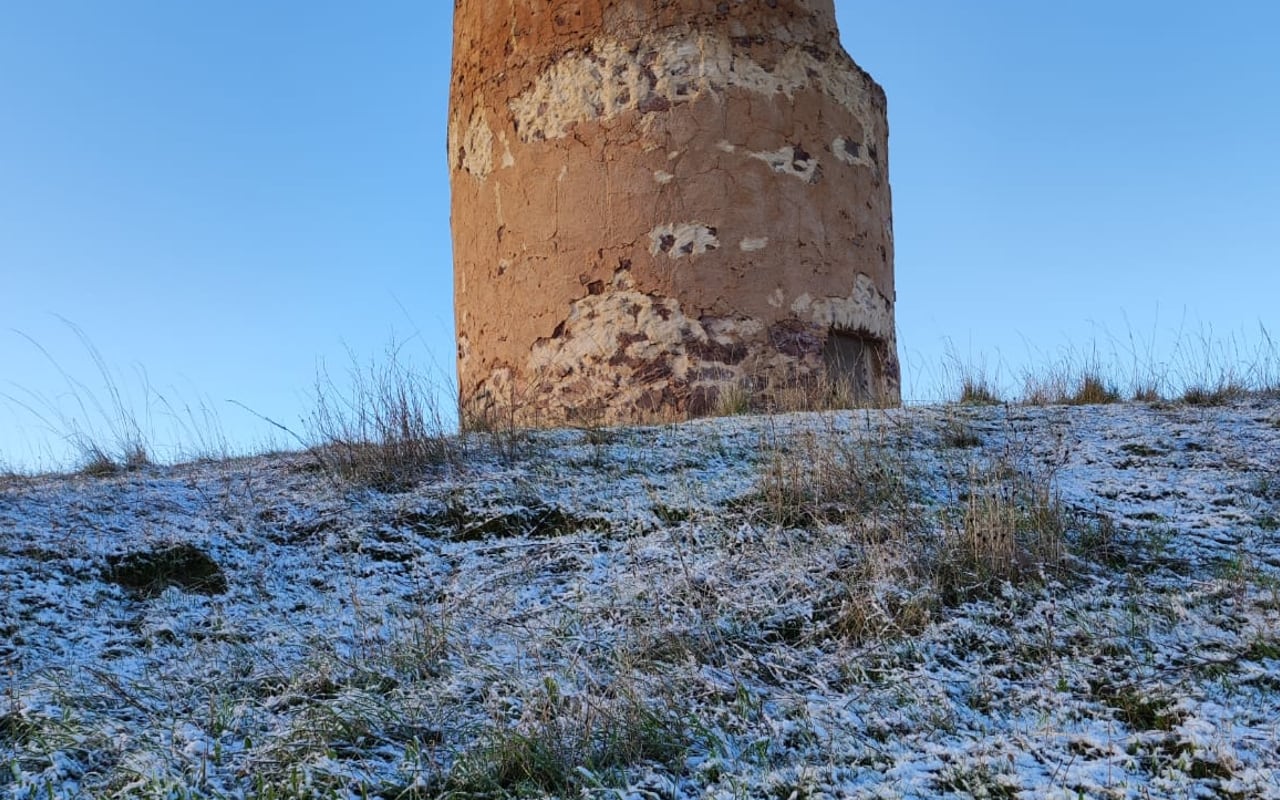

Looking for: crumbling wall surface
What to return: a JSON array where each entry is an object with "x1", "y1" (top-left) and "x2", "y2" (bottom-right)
[{"x1": 451, "y1": 0, "x2": 899, "y2": 425}]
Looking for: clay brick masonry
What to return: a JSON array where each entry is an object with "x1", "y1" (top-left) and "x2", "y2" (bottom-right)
[{"x1": 450, "y1": 0, "x2": 899, "y2": 425}]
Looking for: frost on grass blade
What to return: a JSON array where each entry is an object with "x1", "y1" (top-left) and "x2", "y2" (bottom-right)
[{"x1": 0, "y1": 397, "x2": 1279, "y2": 797}]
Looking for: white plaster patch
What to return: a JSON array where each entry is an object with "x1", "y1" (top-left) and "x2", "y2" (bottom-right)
[
  {"x1": 715, "y1": 140, "x2": 737, "y2": 153},
  {"x1": 557, "y1": 165, "x2": 569, "y2": 183},
  {"x1": 792, "y1": 274, "x2": 895, "y2": 340},
  {"x1": 654, "y1": 170, "x2": 675, "y2": 185},
  {"x1": 704, "y1": 316, "x2": 764, "y2": 341},
  {"x1": 509, "y1": 33, "x2": 884, "y2": 145},
  {"x1": 473, "y1": 366, "x2": 516, "y2": 410},
  {"x1": 768, "y1": 288, "x2": 785, "y2": 309},
  {"x1": 649, "y1": 223, "x2": 720, "y2": 259},
  {"x1": 740, "y1": 236, "x2": 770, "y2": 252},
  {"x1": 527, "y1": 290, "x2": 704, "y2": 375},
  {"x1": 749, "y1": 145, "x2": 820, "y2": 184},
  {"x1": 448, "y1": 108, "x2": 496, "y2": 180},
  {"x1": 833, "y1": 136, "x2": 871, "y2": 168},
  {"x1": 499, "y1": 131, "x2": 516, "y2": 169}
]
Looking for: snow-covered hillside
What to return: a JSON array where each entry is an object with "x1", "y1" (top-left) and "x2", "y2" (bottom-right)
[{"x1": 3, "y1": 397, "x2": 1279, "y2": 798}]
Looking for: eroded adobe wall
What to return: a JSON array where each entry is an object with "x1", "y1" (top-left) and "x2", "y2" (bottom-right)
[{"x1": 450, "y1": 0, "x2": 898, "y2": 425}]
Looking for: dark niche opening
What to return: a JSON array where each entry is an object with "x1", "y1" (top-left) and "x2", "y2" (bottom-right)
[{"x1": 821, "y1": 329, "x2": 884, "y2": 404}]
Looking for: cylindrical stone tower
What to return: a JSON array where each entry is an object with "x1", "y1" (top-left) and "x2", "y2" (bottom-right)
[{"x1": 450, "y1": 0, "x2": 898, "y2": 426}]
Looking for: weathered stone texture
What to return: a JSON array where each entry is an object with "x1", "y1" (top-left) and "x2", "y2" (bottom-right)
[{"x1": 451, "y1": 0, "x2": 899, "y2": 425}]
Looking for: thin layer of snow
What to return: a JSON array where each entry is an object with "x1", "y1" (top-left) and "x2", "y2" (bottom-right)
[{"x1": 1, "y1": 397, "x2": 1278, "y2": 797}]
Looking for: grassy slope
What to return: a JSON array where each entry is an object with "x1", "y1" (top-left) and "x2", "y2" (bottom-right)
[{"x1": 2, "y1": 393, "x2": 1279, "y2": 798}]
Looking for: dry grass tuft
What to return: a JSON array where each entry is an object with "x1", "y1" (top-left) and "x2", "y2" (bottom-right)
[
  {"x1": 308, "y1": 347, "x2": 453, "y2": 491},
  {"x1": 78, "y1": 442, "x2": 150, "y2": 477},
  {"x1": 752, "y1": 422, "x2": 915, "y2": 530},
  {"x1": 936, "y1": 463, "x2": 1067, "y2": 604},
  {"x1": 1067, "y1": 374, "x2": 1123, "y2": 405},
  {"x1": 447, "y1": 679, "x2": 691, "y2": 795},
  {"x1": 959, "y1": 378, "x2": 1001, "y2": 406},
  {"x1": 763, "y1": 370, "x2": 875, "y2": 414},
  {"x1": 710, "y1": 380, "x2": 755, "y2": 417},
  {"x1": 711, "y1": 368, "x2": 890, "y2": 420},
  {"x1": 939, "y1": 412, "x2": 983, "y2": 448},
  {"x1": 830, "y1": 527, "x2": 938, "y2": 643},
  {"x1": 741, "y1": 414, "x2": 1075, "y2": 638},
  {"x1": 1131, "y1": 384, "x2": 1164, "y2": 403},
  {"x1": 1021, "y1": 363, "x2": 1122, "y2": 407},
  {"x1": 1181, "y1": 382, "x2": 1246, "y2": 407}
]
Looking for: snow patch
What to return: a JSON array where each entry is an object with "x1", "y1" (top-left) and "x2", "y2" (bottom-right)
[{"x1": 5, "y1": 395, "x2": 1280, "y2": 797}]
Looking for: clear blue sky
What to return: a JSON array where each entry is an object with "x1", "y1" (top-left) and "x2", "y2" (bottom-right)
[{"x1": 2, "y1": 2, "x2": 1277, "y2": 468}]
